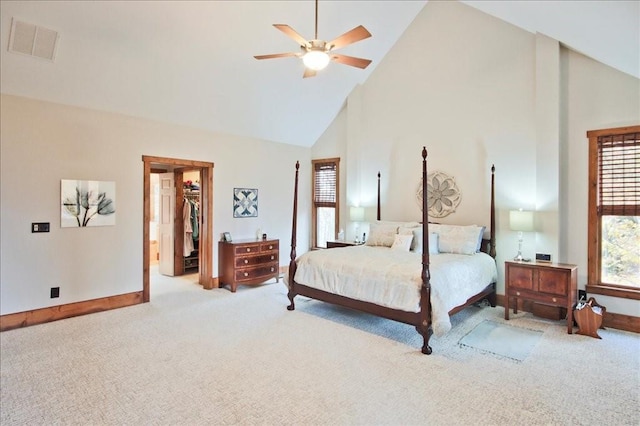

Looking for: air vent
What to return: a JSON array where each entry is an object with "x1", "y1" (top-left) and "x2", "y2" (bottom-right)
[{"x1": 8, "y1": 18, "x2": 59, "y2": 61}]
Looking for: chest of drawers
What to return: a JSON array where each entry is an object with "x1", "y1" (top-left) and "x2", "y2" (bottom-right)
[
  {"x1": 504, "y1": 260, "x2": 577, "y2": 333},
  {"x1": 218, "y1": 239, "x2": 279, "y2": 292}
]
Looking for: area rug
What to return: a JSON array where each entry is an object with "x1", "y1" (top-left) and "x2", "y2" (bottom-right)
[{"x1": 458, "y1": 320, "x2": 543, "y2": 362}]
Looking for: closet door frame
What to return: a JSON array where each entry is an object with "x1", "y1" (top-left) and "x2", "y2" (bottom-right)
[{"x1": 143, "y1": 156, "x2": 215, "y2": 302}]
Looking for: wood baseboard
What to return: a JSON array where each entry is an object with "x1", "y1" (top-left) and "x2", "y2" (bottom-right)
[
  {"x1": 208, "y1": 276, "x2": 219, "y2": 289},
  {"x1": 4, "y1": 291, "x2": 636, "y2": 334},
  {"x1": 602, "y1": 311, "x2": 640, "y2": 333},
  {"x1": 0, "y1": 291, "x2": 143, "y2": 332},
  {"x1": 495, "y1": 294, "x2": 639, "y2": 333}
]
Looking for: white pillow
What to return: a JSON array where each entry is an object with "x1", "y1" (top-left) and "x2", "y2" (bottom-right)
[
  {"x1": 428, "y1": 232, "x2": 439, "y2": 255},
  {"x1": 390, "y1": 234, "x2": 413, "y2": 251},
  {"x1": 365, "y1": 223, "x2": 399, "y2": 247},
  {"x1": 430, "y1": 224, "x2": 484, "y2": 255},
  {"x1": 399, "y1": 226, "x2": 420, "y2": 251},
  {"x1": 399, "y1": 226, "x2": 439, "y2": 255}
]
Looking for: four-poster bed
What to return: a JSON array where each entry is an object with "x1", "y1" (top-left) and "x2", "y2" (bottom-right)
[{"x1": 286, "y1": 147, "x2": 497, "y2": 354}]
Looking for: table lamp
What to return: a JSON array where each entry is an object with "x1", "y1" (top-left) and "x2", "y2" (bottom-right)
[
  {"x1": 350, "y1": 206, "x2": 365, "y2": 243},
  {"x1": 509, "y1": 209, "x2": 535, "y2": 261}
]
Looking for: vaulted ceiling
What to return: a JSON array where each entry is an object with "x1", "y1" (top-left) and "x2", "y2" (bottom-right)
[{"x1": 1, "y1": 1, "x2": 638, "y2": 147}]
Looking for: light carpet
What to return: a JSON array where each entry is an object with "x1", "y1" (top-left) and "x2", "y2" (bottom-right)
[
  {"x1": 1, "y1": 276, "x2": 639, "y2": 425},
  {"x1": 459, "y1": 320, "x2": 543, "y2": 362}
]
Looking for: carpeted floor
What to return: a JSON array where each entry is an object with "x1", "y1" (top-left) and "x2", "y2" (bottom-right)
[{"x1": 1, "y1": 274, "x2": 639, "y2": 425}]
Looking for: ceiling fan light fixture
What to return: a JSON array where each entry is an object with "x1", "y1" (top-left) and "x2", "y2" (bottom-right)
[
  {"x1": 303, "y1": 50, "x2": 330, "y2": 71},
  {"x1": 254, "y1": 0, "x2": 372, "y2": 78}
]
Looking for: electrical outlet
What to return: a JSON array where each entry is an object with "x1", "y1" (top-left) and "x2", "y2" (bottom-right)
[
  {"x1": 50, "y1": 287, "x2": 60, "y2": 298},
  {"x1": 32, "y1": 222, "x2": 50, "y2": 233},
  {"x1": 578, "y1": 289, "x2": 587, "y2": 301}
]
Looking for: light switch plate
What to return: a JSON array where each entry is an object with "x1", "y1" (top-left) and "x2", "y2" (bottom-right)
[{"x1": 32, "y1": 222, "x2": 50, "y2": 233}]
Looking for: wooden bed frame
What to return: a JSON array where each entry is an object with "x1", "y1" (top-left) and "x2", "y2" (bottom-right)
[{"x1": 286, "y1": 147, "x2": 497, "y2": 354}]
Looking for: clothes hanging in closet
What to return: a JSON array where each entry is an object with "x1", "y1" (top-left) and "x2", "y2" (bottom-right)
[
  {"x1": 183, "y1": 198, "x2": 194, "y2": 256},
  {"x1": 190, "y1": 200, "x2": 199, "y2": 241}
]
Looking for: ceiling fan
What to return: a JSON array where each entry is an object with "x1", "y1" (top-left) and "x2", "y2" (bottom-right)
[{"x1": 254, "y1": 0, "x2": 372, "y2": 78}]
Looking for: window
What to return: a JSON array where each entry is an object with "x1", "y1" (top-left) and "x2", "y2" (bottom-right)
[
  {"x1": 587, "y1": 126, "x2": 640, "y2": 299},
  {"x1": 312, "y1": 158, "x2": 340, "y2": 248}
]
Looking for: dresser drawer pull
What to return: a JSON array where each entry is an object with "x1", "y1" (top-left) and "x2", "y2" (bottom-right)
[
  {"x1": 246, "y1": 248, "x2": 251, "y2": 252},
  {"x1": 270, "y1": 267, "x2": 275, "y2": 272},
  {"x1": 244, "y1": 272, "x2": 249, "y2": 277},
  {"x1": 269, "y1": 245, "x2": 273, "y2": 249},
  {"x1": 270, "y1": 255, "x2": 275, "y2": 260},
  {"x1": 244, "y1": 259, "x2": 249, "y2": 264},
  {"x1": 516, "y1": 291, "x2": 520, "y2": 296},
  {"x1": 552, "y1": 297, "x2": 557, "y2": 303}
]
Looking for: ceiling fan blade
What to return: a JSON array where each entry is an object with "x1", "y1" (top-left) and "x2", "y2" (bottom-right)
[
  {"x1": 330, "y1": 53, "x2": 372, "y2": 69},
  {"x1": 254, "y1": 52, "x2": 300, "y2": 60},
  {"x1": 303, "y1": 68, "x2": 317, "y2": 79},
  {"x1": 327, "y1": 25, "x2": 371, "y2": 50},
  {"x1": 273, "y1": 24, "x2": 309, "y2": 47}
]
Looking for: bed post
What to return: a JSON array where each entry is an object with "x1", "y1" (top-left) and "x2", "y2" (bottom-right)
[
  {"x1": 486, "y1": 164, "x2": 497, "y2": 308},
  {"x1": 287, "y1": 161, "x2": 300, "y2": 311},
  {"x1": 489, "y1": 165, "x2": 496, "y2": 259},
  {"x1": 377, "y1": 172, "x2": 381, "y2": 220},
  {"x1": 417, "y1": 147, "x2": 433, "y2": 355}
]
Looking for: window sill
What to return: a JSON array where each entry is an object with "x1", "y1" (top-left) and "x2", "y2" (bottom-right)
[{"x1": 586, "y1": 284, "x2": 640, "y2": 301}]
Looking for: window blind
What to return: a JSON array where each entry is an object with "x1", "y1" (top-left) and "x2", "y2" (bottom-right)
[
  {"x1": 314, "y1": 161, "x2": 337, "y2": 207},
  {"x1": 598, "y1": 132, "x2": 640, "y2": 216}
]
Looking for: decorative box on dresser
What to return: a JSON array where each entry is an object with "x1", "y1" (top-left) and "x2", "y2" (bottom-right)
[
  {"x1": 504, "y1": 260, "x2": 578, "y2": 333},
  {"x1": 219, "y1": 239, "x2": 279, "y2": 292}
]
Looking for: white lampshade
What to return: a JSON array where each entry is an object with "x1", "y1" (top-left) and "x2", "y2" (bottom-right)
[
  {"x1": 350, "y1": 206, "x2": 365, "y2": 222},
  {"x1": 509, "y1": 209, "x2": 535, "y2": 232},
  {"x1": 303, "y1": 50, "x2": 330, "y2": 71}
]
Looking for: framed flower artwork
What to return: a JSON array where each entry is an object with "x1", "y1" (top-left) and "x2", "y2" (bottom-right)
[{"x1": 61, "y1": 179, "x2": 116, "y2": 227}]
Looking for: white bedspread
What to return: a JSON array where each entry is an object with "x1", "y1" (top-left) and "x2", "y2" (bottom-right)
[{"x1": 292, "y1": 246, "x2": 497, "y2": 336}]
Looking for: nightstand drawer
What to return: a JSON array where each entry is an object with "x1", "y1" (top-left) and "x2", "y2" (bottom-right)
[
  {"x1": 508, "y1": 266, "x2": 534, "y2": 291},
  {"x1": 508, "y1": 288, "x2": 566, "y2": 305},
  {"x1": 538, "y1": 269, "x2": 568, "y2": 296}
]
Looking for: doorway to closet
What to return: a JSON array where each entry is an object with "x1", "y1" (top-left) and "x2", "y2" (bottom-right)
[{"x1": 142, "y1": 156, "x2": 214, "y2": 302}]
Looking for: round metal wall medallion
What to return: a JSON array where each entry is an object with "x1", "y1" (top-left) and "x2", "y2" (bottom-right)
[{"x1": 416, "y1": 171, "x2": 461, "y2": 218}]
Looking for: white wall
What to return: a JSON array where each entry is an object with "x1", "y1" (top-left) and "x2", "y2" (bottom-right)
[
  {"x1": 0, "y1": 94, "x2": 310, "y2": 315},
  {"x1": 314, "y1": 1, "x2": 640, "y2": 316},
  {"x1": 563, "y1": 49, "x2": 640, "y2": 315}
]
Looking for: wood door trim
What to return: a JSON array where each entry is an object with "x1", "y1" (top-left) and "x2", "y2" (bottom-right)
[
  {"x1": 174, "y1": 170, "x2": 185, "y2": 277},
  {"x1": 142, "y1": 155, "x2": 215, "y2": 302}
]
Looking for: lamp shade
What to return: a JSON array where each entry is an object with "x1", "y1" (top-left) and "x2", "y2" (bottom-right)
[
  {"x1": 349, "y1": 206, "x2": 365, "y2": 222},
  {"x1": 509, "y1": 210, "x2": 535, "y2": 232}
]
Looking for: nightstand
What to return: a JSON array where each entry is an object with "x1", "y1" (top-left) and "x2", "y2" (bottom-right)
[
  {"x1": 504, "y1": 260, "x2": 577, "y2": 334},
  {"x1": 326, "y1": 240, "x2": 363, "y2": 249}
]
